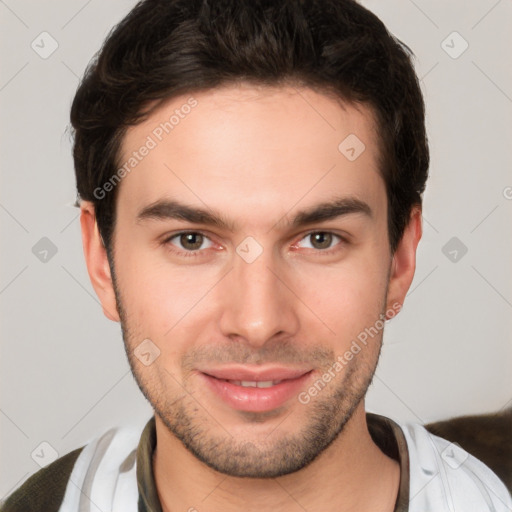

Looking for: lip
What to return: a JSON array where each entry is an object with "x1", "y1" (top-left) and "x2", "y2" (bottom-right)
[
  {"x1": 197, "y1": 365, "x2": 313, "y2": 413},
  {"x1": 199, "y1": 365, "x2": 311, "y2": 382}
]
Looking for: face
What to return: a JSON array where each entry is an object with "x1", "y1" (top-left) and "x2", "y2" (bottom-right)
[{"x1": 84, "y1": 84, "x2": 419, "y2": 478}]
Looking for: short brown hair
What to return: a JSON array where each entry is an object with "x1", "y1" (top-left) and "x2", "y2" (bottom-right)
[{"x1": 70, "y1": 0, "x2": 429, "y2": 254}]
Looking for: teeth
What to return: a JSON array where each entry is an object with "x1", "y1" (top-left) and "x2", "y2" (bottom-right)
[
  {"x1": 254, "y1": 381, "x2": 275, "y2": 388},
  {"x1": 229, "y1": 380, "x2": 281, "y2": 388}
]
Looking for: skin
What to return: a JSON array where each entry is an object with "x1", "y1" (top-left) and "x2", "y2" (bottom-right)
[{"x1": 80, "y1": 83, "x2": 422, "y2": 512}]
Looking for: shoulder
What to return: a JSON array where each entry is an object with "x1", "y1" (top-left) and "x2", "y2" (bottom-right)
[
  {"x1": 1, "y1": 422, "x2": 144, "y2": 512},
  {"x1": 400, "y1": 421, "x2": 512, "y2": 511},
  {"x1": 1, "y1": 447, "x2": 84, "y2": 512}
]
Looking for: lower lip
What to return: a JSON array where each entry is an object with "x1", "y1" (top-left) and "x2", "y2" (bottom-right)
[{"x1": 199, "y1": 372, "x2": 313, "y2": 412}]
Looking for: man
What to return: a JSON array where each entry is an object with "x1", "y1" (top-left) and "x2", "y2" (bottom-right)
[{"x1": 2, "y1": 0, "x2": 511, "y2": 511}]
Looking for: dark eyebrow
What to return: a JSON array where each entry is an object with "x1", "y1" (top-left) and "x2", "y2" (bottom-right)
[
  {"x1": 137, "y1": 200, "x2": 236, "y2": 231},
  {"x1": 136, "y1": 196, "x2": 372, "y2": 231},
  {"x1": 286, "y1": 197, "x2": 372, "y2": 229}
]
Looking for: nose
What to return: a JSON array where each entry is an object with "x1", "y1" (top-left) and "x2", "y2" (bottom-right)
[{"x1": 218, "y1": 250, "x2": 300, "y2": 348}]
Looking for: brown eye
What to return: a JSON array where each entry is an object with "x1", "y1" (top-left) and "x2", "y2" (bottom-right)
[
  {"x1": 309, "y1": 232, "x2": 333, "y2": 249},
  {"x1": 165, "y1": 232, "x2": 213, "y2": 253},
  {"x1": 295, "y1": 231, "x2": 343, "y2": 252},
  {"x1": 179, "y1": 232, "x2": 205, "y2": 250}
]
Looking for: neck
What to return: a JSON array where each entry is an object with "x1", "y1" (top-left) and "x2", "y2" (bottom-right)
[{"x1": 153, "y1": 403, "x2": 400, "y2": 512}]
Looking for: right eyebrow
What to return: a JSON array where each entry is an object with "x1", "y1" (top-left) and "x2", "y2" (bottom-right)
[{"x1": 136, "y1": 199, "x2": 236, "y2": 231}]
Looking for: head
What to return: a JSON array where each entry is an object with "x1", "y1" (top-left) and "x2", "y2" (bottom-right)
[{"x1": 73, "y1": 0, "x2": 427, "y2": 478}]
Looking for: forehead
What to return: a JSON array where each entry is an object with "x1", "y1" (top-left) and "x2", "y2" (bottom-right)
[{"x1": 116, "y1": 84, "x2": 385, "y2": 226}]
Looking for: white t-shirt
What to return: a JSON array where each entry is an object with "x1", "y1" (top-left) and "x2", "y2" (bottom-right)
[{"x1": 46, "y1": 414, "x2": 512, "y2": 511}]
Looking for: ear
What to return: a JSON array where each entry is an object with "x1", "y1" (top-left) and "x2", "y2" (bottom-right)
[
  {"x1": 80, "y1": 201, "x2": 120, "y2": 322},
  {"x1": 386, "y1": 206, "x2": 423, "y2": 317}
]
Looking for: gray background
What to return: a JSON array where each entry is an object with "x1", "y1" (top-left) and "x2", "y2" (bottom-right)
[{"x1": 1, "y1": 0, "x2": 511, "y2": 497}]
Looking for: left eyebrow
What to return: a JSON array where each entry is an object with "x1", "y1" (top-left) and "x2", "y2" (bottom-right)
[{"x1": 284, "y1": 196, "x2": 373, "y2": 229}]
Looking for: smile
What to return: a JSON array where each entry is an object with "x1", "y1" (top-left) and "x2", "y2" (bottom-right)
[
  {"x1": 225, "y1": 380, "x2": 282, "y2": 388},
  {"x1": 197, "y1": 367, "x2": 314, "y2": 413}
]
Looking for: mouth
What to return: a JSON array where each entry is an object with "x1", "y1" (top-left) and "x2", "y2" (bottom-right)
[
  {"x1": 222, "y1": 379, "x2": 285, "y2": 388},
  {"x1": 197, "y1": 366, "x2": 314, "y2": 413}
]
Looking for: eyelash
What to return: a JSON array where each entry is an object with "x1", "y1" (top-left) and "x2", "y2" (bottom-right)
[
  {"x1": 162, "y1": 230, "x2": 347, "y2": 257},
  {"x1": 162, "y1": 231, "x2": 213, "y2": 258}
]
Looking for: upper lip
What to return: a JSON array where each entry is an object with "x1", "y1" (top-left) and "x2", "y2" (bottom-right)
[{"x1": 198, "y1": 365, "x2": 312, "y2": 382}]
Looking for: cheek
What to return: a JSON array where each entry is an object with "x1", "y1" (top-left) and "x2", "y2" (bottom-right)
[
  {"x1": 292, "y1": 252, "x2": 389, "y2": 342},
  {"x1": 115, "y1": 247, "x2": 220, "y2": 344}
]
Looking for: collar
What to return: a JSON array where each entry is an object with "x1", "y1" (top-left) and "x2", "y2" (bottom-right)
[{"x1": 136, "y1": 413, "x2": 410, "y2": 512}]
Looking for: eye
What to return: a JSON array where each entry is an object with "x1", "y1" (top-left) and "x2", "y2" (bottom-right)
[
  {"x1": 166, "y1": 232, "x2": 214, "y2": 252},
  {"x1": 296, "y1": 231, "x2": 343, "y2": 251}
]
